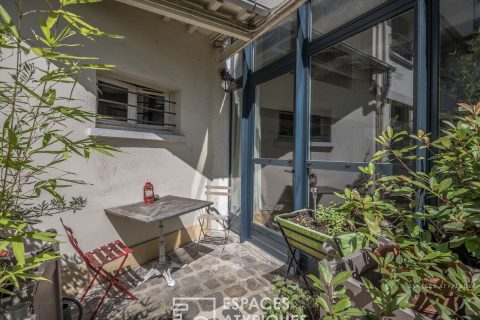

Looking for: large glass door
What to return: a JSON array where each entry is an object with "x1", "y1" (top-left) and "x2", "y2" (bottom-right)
[
  {"x1": 252, "y1": 72, "x2": 295, "y2": 235},
  {"x1": 233, "y1": 2, "x2": 419, "y2": 259},
  {"x1": 308, "y1": 10, "x2": 416, "y2": 207}
]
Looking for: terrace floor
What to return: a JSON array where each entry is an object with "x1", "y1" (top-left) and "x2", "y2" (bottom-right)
[{"x1": 81, "y1": 236, "x2": 288, "y2": 319}]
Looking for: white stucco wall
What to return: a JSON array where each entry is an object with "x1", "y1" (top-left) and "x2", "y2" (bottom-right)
[{"x1": 1, "y1": 0, "x2": 230, "y2": 257}]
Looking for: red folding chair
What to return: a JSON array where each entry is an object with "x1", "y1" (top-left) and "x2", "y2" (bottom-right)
[{"x1": 60, "y1": 218, "x2": 138, "y2": 319}]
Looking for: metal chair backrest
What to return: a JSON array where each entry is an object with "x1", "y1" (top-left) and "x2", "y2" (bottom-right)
[
  {"x1": 205, "y1": 185, "x2": 232, "y2": 197},
  {"x1": 60, "y1": 218, "x2": 95, "y2": 270}
]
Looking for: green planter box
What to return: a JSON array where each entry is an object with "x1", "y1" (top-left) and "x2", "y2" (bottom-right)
[{"x1": 275, "y1": 210, "x2": 367, "y2": 261}]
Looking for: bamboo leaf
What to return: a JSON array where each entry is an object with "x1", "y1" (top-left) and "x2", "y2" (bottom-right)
[
  {"x1": 11, "y1": 237, "x2": 25, "y2": 266},
  {"x1": 0, "y1": 4, "x2": 19, "y2": 39}
]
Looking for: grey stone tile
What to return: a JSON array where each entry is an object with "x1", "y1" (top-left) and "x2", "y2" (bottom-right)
[
  {"x1": 87, "y1": 240, "x2": 282, "y2": 319},
  {"x1": 224, "y1": 284, "x2": 248, "y2": 297},
  {"x1": 245, "y1": 278, "x2": 264, "y2": 292},
  {"x1": 203, "y1": 278, "x2": 221, "y2": 290},
  {"x1": 218, "y1": 272, "x2": 237, "y2": 285}
]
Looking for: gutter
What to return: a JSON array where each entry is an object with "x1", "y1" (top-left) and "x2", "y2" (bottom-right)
[{"x1": 224, "y1": 0, "x2": 271, "y2": 17}]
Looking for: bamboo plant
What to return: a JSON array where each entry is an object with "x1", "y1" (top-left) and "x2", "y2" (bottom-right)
[{"x1": 0, "y1": 0, "x2": 120, "y2": 296}]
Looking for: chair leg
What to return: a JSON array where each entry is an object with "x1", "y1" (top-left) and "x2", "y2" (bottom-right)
[
  {"x1": 198, "y1": 217, "x2": 207, "y2": 243},
  {"x1": 81, "y1": 268, "x2": 101, "y2": 303},
  {"x1": 90, "y1": 276, "x2": 115, "y2": 320},
  {"x1": 110, "y1": 255, "x2": 137, "y2": 300},
  {"x1": 222, "y1": 221, "x2": 228, "y2": 245},
  {"x1": 89, "y1": 255, "x2": 137, "y2": 319}
]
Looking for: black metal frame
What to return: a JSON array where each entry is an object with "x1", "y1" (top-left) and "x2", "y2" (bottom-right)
[{"x1": 230, "y1": 0, "x2": 436, "y2": 262}]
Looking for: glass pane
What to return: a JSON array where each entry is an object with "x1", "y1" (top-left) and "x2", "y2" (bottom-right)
[
  {"x1": 308, "y1": 169, "x2": 365, "y2": 208},
  {"x1": 439, "y1": 0, "x2": 480, "y2": 122},
  {"x1": 137, "y1": 94, "x2": 165, "y2": 126},
  {"x1": 311, "y1": 0, "x2": 389, "y2": 39},
  {"x1": 310, "y1": 11, "x2": 415, "y2": 163},
  {"x1": 233, "y1": 52, "x2": 243, "y2": 79},
  {"x1": 254, "y1": 72, "x2": 295, "y2": 160},
  {"x1": 230, "y1": 90, "x2": 242, "y2": 216},
  {"x1": 97, "y1": 81, "x2": 128, "y2": 121},
  {"x1": 253, "y1": 164, "x2": 293, "y2": 232},
  {"x1": 254, "y1": 14, "x2": 297, "y2": 71}
]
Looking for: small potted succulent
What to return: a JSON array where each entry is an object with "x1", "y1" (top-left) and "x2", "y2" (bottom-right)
[{"x1": 275, "y1": 203, "x2": 368, "y2": 261}]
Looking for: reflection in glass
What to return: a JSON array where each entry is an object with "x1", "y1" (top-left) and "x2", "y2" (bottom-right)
[
  {"x1": 254, "y1": 14, "x2": 297, "y2": 70},
  {"x1": 228, "y1": 52, "x2": 243, "y2": 79},
  {"x1": 308, "y1": 169, "x2": 367, "y2": 208},
  {"x1": 311, "y1": 0, "x2": 388, "y2": 39},
  {"x1": 309, "y1": 11, "x2": 415, "y2": 164},
  {"x1": 439, "y1": 0, "x2": 480, "y2": 122},
  {"x1": 97, "y1": 81, "x2": 128, "y2": 121},
  {"x1": 253, "y1": 165, "x2": 293, "y2": 232},
  {"x1": 254, "y1": 72, "x2": 295, "y2": 160},
  {"x1": 230, "y1": 90, "x2": 242, "y2": 216}
]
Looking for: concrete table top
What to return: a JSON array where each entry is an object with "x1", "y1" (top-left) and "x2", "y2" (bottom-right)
[{"x1": 104, "y1": 195, "x2": 213, "y2": 223}]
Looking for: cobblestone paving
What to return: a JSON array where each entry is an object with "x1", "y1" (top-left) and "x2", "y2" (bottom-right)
[{"x1": 82, "y1": 236, "x2": 287, "y2": 319}]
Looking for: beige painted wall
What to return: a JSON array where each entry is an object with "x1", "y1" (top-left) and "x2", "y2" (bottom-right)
[{"x1": 1, "y1": 0, "x2": 231, "y2": 288}]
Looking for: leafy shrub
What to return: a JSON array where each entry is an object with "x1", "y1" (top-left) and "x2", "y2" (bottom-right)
[
  {"x1": 264, "y1": 260, "x2": 361, "y2": 320},
  {"x1": 314, "y1": 203, "x2": 350, "y2": 236}
]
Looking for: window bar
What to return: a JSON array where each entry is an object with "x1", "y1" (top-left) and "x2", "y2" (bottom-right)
[
  {"x1": 99, "y1": 82, "x2": 176, "y2": 104},
  {"x1": 127, "y1": 90, "x2": 137, "y2": 125},
  {"x1": 97, "y1": 99, "x2": 176, "y2": 115}
]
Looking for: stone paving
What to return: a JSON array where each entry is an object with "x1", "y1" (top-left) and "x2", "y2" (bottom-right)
[{"x1": 82, "y1": 236, "x2": 288, "y2": 319}]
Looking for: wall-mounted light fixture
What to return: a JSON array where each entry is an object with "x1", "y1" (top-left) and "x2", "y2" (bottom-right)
[{"x1": 220, "y1": 68, "x2": 234, "y2": 92}]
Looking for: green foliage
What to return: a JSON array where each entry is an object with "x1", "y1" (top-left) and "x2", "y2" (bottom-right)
[
  {"x1": 331, "y1": 102, "x2": 480, "y2": 317},
  {"x1": 448, "y1": 33, "x2": 480, "y2": 105},
  {"x1": 309, "y1": 260, "x2": 364, "y2": 320},
  {"x1": 263, "y1": 276, "x2": 314, "y2": 319},
  {"x1": 264, "y1": 261, "x2": 360, "y2": 320},
  {"x1": 314, "y1": 203, "x2": 350, "y2": 236},
  {"x1": 0, "y1": 0, "x2": 119, "y2": 296},
  {"x1": 363, "y1": 277, "x2": 411, "y2": 320}
]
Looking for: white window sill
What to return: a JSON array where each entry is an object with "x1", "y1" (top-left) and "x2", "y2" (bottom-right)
[{"x1": 86, "y1": 128, "x2": 185, "y2": 143}]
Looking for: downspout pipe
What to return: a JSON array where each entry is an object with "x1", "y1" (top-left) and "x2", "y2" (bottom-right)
[{"x1": 224, "y1": 0, "x2": 271, "y2": 17}]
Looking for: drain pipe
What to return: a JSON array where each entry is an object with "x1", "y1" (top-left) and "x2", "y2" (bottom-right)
[{"x1": 224, "y1": 0, "x2": 271, "y2": 17}]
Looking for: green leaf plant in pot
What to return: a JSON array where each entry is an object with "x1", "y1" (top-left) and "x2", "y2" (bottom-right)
[
  {"x1": 337, "y1": 103, "x2": 480, "y2": 318},
  {"x1": 264, "y1": 260, "x2": 364, "y2": 320},
  {"x1": 275, "y1": 202, "x2": 368, "y2": 262}
]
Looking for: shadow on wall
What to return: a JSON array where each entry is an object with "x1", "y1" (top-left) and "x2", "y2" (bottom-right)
[
  {"x1": 7, "y1": 0, "x2": 229, "y2": 183},
  {"x1": 61, "y1": 253, "x2": 92, "y2": 297},
  {"x1": 3, "y1": 0, "x2": 231, "y2": 255},
  {"x1": 105, "y1": 213, "x2": 197, "y2": 248}
]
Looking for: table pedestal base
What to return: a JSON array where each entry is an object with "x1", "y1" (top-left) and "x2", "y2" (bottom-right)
[
  {"x1": 139, "y1": 260, "x2": 185, "y2": 287},
  {"x1": 140, "y1": 265, "x2": 174, "y2": 287},
  {"x1": 138, "y1": 221, "x2": 184, "y2": 287}
]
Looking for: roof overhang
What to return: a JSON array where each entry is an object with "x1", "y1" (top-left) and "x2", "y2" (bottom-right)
[{"x1": 113, "y1": 0, "x2": 305, "y2": 59}]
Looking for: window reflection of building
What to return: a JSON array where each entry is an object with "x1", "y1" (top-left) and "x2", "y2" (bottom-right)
[
  {"x1": 439, "y1": 0, "x2": 480, "y2": 122},
  {"x1": 309, "y1": 10, "x2": 415, "y2": 206},
  {"x1": 277, "y1": 112, "x2": 332, "y2": 143}
]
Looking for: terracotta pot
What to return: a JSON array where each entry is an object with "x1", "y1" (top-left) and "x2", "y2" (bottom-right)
[{"x1": 373, "y1": 244, "x2": 466, "y2": 317}]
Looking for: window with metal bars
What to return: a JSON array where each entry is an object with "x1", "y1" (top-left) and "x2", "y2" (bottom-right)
[
  {"x1": 278, "y1": 111, "x2": 331, "y2": 142},
  {"x1": 96, "y1": 77, "x2": 175, "y2": 131}
]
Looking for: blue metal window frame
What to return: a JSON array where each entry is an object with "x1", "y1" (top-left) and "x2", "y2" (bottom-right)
[
  {"x1": 235, "y1": 0, "x2": 431, "y2": 251},
  {"x1": 240, "y1": 45, "x2": 254, "y2": 242}
]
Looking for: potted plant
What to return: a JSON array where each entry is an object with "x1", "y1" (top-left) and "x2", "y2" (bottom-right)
[
  {"x1": 336, "y1": 103, "x2": 480, "y2": 318},
  {"x1": 275, "y1": 203, "x2": 368, "y2": 261},
  {"x1": 264, "y1": 260, "x2": 363, "y2": 320},
  {"x1": 0, "y1": 0, "x2": 120, "y2": 316}
]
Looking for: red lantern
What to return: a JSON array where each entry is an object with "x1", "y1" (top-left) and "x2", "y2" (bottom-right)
[{"x1": 143, "y1": 181, "x2": 155, "y2": 205}]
